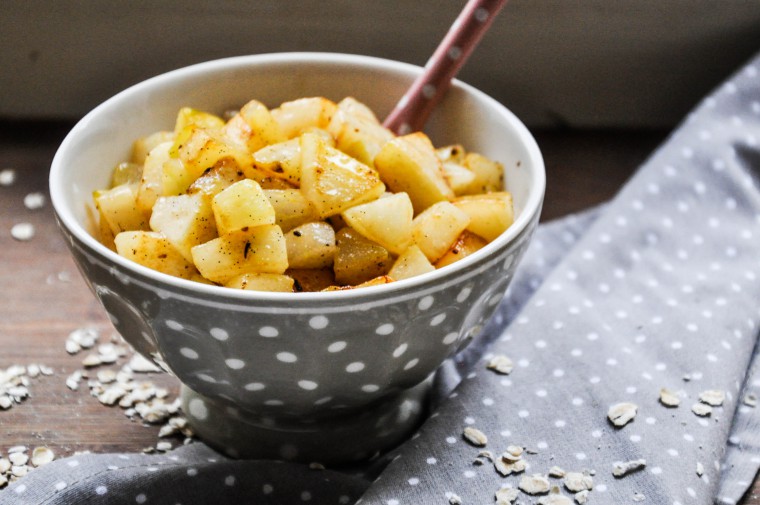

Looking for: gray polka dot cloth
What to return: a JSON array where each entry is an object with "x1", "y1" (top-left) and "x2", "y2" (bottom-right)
[{"x1": 4, "y1": 53, "x2": 760, "y2": 504}]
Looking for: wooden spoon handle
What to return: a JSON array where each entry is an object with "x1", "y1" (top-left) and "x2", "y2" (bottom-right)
[{"x1": 383, "y1": 0, "x2": 508, "y2": 135}]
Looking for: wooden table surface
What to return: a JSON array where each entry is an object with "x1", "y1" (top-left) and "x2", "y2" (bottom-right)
[{"x1": 0, "y1": 121, "x2": 757, "y2": 503}]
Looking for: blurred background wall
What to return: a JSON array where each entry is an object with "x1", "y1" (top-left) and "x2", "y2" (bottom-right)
[{"x1": 2, "y1": 0, "x2": 760, "y2": 128}]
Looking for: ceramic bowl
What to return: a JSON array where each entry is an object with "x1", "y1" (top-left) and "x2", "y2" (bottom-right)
[{"x1": 50, "y1": 52, "x2": 545, "y2": 463}]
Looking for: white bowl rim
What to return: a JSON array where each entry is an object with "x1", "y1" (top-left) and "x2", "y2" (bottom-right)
[{"x1": 50, "y1": 51, "x2": 545, "y2": 303}]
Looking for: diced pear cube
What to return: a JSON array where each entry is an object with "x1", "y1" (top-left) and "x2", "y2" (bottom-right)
[
  {"x1": 435, "y1": 144, "x2": 466, "y2": 164},
  {"x1": 212, "y1": 179, "x2": 275, "y2": 235},
  {"x1": 176, "y1": 127, "x2": 253, "y2": 182},
  {"x1": 114, "y1": 231, "x2": 197, "y2": 279},
  {"x1": 452, "y1": 192, "x2": 514, "y2": 241},
  {"x1": 271, "y1": 97, "x2": 338, "y2": 139},
  {"x1": 94, "y1": 183, "x2": 151, "y2": 235},
  {"x1": 252, "y1": 138, "x2": 302, "y2": 186},
  {"x1": 191, "y1": 225, "x2": 288, "y2": 283},
  {"x1": 442, "y1": 161, "x2": 477, "y2": 195},
  {"x1": 341, "y1": 192, "x2": 413, "y2": 255},
  {"x1": 411, "y1": 201, "x2": 470, "y2": 262},
  {"x1": 186, "y1": 159, "x2": 246, "y2": 198},
  {"x1": 285, "y1": 222, "x2": 337, "y2": 269},
  {"x1": 327, "y1": 98, "x2": 394, "y2": 167},
  {"x1": 333, "y1": 227, "x2": 391, "y2": 286},
  {"x1": 299, "y1": 133, "x2": 385, "y2": 218},
  {"x1": 110, "y1": 162, "x2": 143, "y2": 188},
  {"x1": 388, "y1": 245, "x2": 435, "y2": 281},
  {"x1": 461, "y1": 152, "x2": 504, "y2": 194},
  {"x1": 225, "y1": 273, "x2": 295, "y2": 292},
  {"x1": 434, "y1": 231, "x2": 488, "y2": 268},
  {"x1": 287, "y1": 268, "x2": 336, "y2": 292},
  {"x1": 374, "y1": 132, "x2": 454, "y2": 214},
  {"x1": 130, "y1": 131, "x2": 175, "y2": 165},
  {"x1": 150, "y1": 193, "x2": 217, "y2": 262},
  {"x1": 170, "y1": 108, "x2": 225, "y2": 158},
  {"x1": 264, "y1": 189, "x2": 319, "y2": 232},
  {"x1": 235, "y1": 99, "x2": 287, "y2": 151},
  {"x1": 136, "y1": 141, "x2": 172, "y2": 212}
]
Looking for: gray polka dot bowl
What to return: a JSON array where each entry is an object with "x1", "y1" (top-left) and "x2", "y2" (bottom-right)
[{"x1": 50, "y1": 53, "x2": 545, "y2": 463}]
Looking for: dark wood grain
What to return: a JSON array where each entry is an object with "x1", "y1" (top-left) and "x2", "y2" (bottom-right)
[{"x1": 0, "y1": 122, "x2": 757, "y2": 503}]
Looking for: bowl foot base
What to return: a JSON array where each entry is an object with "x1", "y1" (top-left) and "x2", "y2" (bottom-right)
[{"x1": 180, "y1": 380, "x2": 430, "y2": 464}]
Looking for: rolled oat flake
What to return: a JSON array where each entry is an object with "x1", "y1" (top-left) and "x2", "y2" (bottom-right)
[
  {"x1": 612, "y1": 459, "x2": 647, "y2": 478},
  {"x1": 699, "y1": 389, "x2": 725, "y2": 406},
  {"x1": 463, "y1": 426, "x2": 488, "y2": 447},
  {"x1": 607, "y1": 402, "x2": 638, "y2": 427},
  {"x1": 495, "y1": 487, "x2": 518, "y2": 504},
  {"x1": 0, "y1": 168, "x2": 16, "y2": 186},
  {"x1": 518, "y1": 474, "x2": 551, "y2": 495},
  {"x1": 536, "y1": 493, "x2": 573, "y2": 505},
  {"x1": 10, "y1": 222, "x2": 35, "y2": 241},
  {"x1": 659, "y1": 388, "x2": 680, "y2": 407},
  {"x1": 692, "y1": 402, "x2": 713, "y2": 417},
  {"x1": 563, "y1": 472, "x2": 593, "y2": 492},
  {"x1": 23, "y1": 192, "x2": 46, "y2": 210},
  {"x1": 486, "y1": 354, "x2": 514, "y2": 375}
]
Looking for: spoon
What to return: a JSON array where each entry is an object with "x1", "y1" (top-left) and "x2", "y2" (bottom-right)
[{"x1": 383, "y1": 0, "x2": 508, "y2": 135}]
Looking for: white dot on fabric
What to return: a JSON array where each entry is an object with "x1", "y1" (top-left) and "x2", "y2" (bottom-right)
[
  {"x1": 376, "y1": 323, "x2": 394, "y2": 335},
  {"x1": 535, "y1": 389, "x2": 547, "y2": 397},
  {"x1": 475, "y1": 7, "x2": 489, "y2": 21},
  {"x1": 555, "y1": 419, "x2": 566, "y2": 428},
  {"x1": 96, "y1": 485, "x2": 108, "y2": 495},
  {"x1": 263, "y1": 484, "x2": 274, "y2": 494},
  {"x1": 427, "y1": 457, "x2": 437, "y2": 465},
  {"x1": 630, "y1": 435, "x2": 642, "y2": 443},
  {"x1": 576, "y1": 453, "x2": 587, "y2": 460},
  {"x1": 55, "y1": 481, "x2": 67, "y2": 491},
  {"x1": 244, "y1": 382, "x2": 265, "y2": 391},
  {"x1": 362, "y1": 384, "x2": 379, "y2": 393},
  {"x1": 210, "y1": 328, "x2": 229, "y2": 341},
  {"x1": 136, "y1": 494, "x2": 147, "y2": 504},
  {"x1": 346, "y1": 362, "x2": 365, "y2": 373},
  {"x1": 483, "y1": 397, "x2": 494, "y2": 406},
  {"x1": 225, "y1": 475, "x2": 235, "y2": 486},
  {"x1": 259, "y1": 326, "x2": 279, "y2": 338},
  {"x1": 309, "y1": 316, "x2": 329, "y2": 329},
  {"x1": 393, "y1": 343, "x2": 408, "y2": 357},
  {"x1": 518, "y1": 410, "x2": 530, "y2": 418},
  {"x1": 651, "y1": 467, "x2": 663, "y2": 475},
  {"x1": 301, "y1": 491, "x2": 312, "y2": 501},
  {"x1": 187, "y1": 468, "x2": 198, "y2": 476},
  {"x1": 225, "y1": 358, "x2": 245, "y2": 370},
  {"x1": 180, "y1": 347, "x2": 199, "y2": 360},
  {"x1": 592, "y1": 430, "x2": 602, "y2": 438},
  {"x1": 277, "y1": 352, "x2": 297, "y2": 363},
  {"x1": 328, "y1": 341, "x2": 347, "y2": 353},
  {"x1": 553, "y1": 369, "x2": 565, "y2": 378},
  {"x1": 430, "y1": 313, "x2": 446, "y2": 326},
  {"x1": 408, "y1": 477, "x2": 420, "y2": 485}
]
